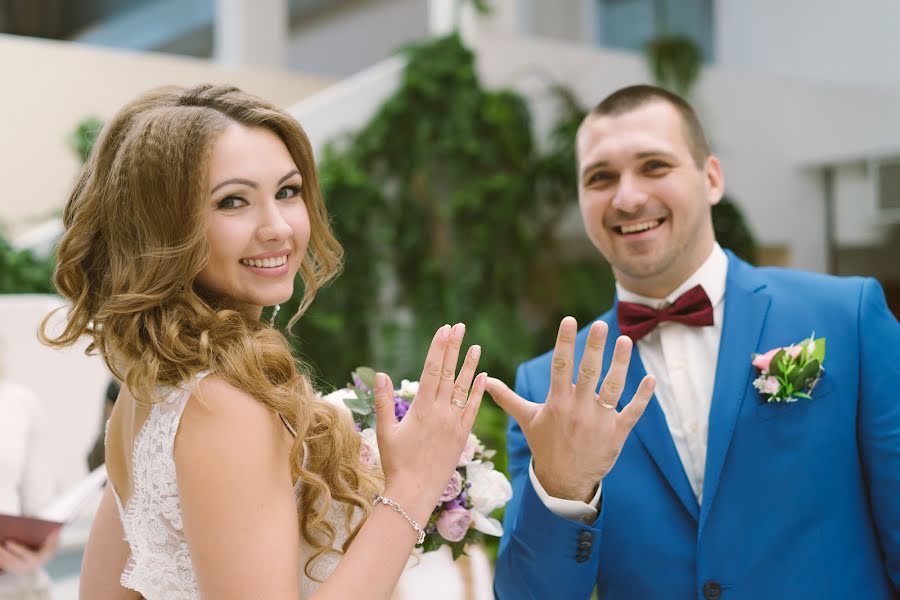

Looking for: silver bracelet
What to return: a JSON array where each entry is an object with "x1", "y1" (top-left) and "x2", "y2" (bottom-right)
[{"x1": 373, "y1": 494, "x2": 426, "y2": 545}]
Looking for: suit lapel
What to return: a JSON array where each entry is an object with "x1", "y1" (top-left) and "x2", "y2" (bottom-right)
[
  {"x1": 607, "y1": 313, "x2": 700, "y2": 521},
  {"x1": 699, "y1": 255, "x2": 771, "y2": 534}
]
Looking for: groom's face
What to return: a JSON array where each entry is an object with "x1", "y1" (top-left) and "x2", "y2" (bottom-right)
[{"x1": 576, "y1": 100, "x2": 724, "y2": 297}]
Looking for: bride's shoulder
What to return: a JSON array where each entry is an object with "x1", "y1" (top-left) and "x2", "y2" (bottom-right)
[{"x1": 177, "y1": 375, "x2": 286, "y2": 465}]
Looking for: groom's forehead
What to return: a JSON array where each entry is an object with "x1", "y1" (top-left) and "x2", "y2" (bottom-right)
[{"x1": 576, "y1": 107, "x2": 686, "y2": 168}]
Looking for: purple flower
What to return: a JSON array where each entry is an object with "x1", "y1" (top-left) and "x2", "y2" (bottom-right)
[
  {"x1": 436, "y1": 508, "x2": 472, "y2": 542},
  {"x1": 394, "y1": 397, "x2": 410, "y2": 421},
  {"x1": 445, "y1": 490, "x2": 467, "y2": 510}
]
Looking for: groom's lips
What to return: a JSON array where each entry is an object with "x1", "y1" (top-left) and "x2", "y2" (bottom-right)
[{"x1": 612, "y1": 217, "x2": 666, "y2": 236}]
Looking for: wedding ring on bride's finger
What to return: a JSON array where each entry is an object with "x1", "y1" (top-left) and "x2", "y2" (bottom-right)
[
  {"x1": 596, "y1": 396, "x2": 617, "y2": 410},
  {"x1": 451, "y1": 398, "x2": 467, "y2": 408}
]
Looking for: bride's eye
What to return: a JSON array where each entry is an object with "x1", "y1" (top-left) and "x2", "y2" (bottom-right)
[
  {"x1": 276, "y1": 185, "x2": 301, "y2": 200},
  {"x1": 217, "y1": 196, "x2": 247, "y2": 209}
]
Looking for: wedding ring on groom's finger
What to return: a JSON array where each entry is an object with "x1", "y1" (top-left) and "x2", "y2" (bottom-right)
[
  {"x1": 451, "y1": 398, "x2": 467, "y2": 408},
  {"x1": 596, "y1": 396, "x2": 617, "y2": 410}
]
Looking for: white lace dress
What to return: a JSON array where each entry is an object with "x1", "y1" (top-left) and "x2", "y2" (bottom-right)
[{"x1": 111, "y1": 372, "x2": 347, "y2": 599}]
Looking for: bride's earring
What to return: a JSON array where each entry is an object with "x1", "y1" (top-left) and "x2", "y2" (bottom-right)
[{"x1": 269, "y1": 304, "x2": 281, "y2": 327}]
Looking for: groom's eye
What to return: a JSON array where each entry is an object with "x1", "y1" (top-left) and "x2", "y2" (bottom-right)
[{"x1": 586, "y1": 171, "x2": 615, "y2": 186}]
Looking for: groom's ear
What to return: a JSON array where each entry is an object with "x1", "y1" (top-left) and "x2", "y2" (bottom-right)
[{"x1": 704, "y1": 155, "x2": 724, "y2": 206}]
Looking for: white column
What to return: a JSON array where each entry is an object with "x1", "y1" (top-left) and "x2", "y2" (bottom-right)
[
  {"x1": 214, "y1": 0, "x2": 287, "y2": 68},
  {"x1": 428, "y1": 0, "x2": 457, "y2": 35},
  {"x1": 428, "y1": 0, "x2": 522, "y2": 41}
]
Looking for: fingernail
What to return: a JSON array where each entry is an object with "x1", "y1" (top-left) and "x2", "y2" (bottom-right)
[
  {"x1": 453, "y1": 323, "x2": 466, "y2": 340},
  {"x1": 375, "y1": 373, "x2": 386, "y2": 389},
  {"x1": 470, "y1": 345, "x2": 481, "y2": 359},
  {"x1": 440, "y1": 324, "x2": 451, "y2": 340}
]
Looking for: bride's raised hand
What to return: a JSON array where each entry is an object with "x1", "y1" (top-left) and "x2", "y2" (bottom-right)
[{"x1": 372, "y1": 323, "x2": 485, "y2": 520}]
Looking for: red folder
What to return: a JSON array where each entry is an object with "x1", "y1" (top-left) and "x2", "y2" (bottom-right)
[{"x1": 0, "y1": 513, "x2": 63, "y2": 550}]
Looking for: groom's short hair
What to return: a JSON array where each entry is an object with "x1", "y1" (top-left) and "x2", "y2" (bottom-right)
[{"x1": 589, "y1": 85, "x2": 711, "y2": 168}]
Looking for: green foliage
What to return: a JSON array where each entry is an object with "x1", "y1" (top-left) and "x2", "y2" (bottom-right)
[
  {"x1": 645, "y1": 34, "x2": 702, "y2": 98},
  {"x1": 713, "y1": 195, "x2": 757, "y2": 264},
  {"x1": 69, "y1": 116, "x2": 104, "y2": 163},
  {"x1": 0, "y1": 235, "x2": 55, "y2": 294}
]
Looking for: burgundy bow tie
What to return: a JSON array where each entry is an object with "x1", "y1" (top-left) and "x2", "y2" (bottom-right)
[{"x1": 617, "y1": 285, "x2": 714, "y2": 342}]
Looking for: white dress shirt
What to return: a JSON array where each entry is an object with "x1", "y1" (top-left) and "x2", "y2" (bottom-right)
[{"x1": 531, "y1": 244, "x2": 728, "y2": 521}]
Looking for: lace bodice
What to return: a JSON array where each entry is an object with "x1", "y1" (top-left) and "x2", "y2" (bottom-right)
[{"x1": 111, "y1": 373, "x2": 346, "y2": 599}]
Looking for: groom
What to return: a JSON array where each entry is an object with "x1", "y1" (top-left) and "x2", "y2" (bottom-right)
[{"x1": 487, "y1": 85, "x2": 900, "y2": 599}]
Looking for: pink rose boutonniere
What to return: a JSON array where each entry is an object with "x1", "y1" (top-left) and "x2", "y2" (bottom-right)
[{"x1": 751, "y1": 334, "x2": 826, "y2": 403}]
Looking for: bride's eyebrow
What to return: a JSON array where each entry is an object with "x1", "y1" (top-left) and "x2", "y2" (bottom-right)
[
  {"x1": 209, "y1": 170, "x2": 301, "y2": 195},
  {"x1": 210, "y1": 178, "x2": 256, "y2": 194},
  {"x1": 279, "y1": 169, "x2": 301, "y2": 184}
]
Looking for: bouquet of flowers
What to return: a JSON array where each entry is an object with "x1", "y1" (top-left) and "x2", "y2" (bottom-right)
[
  {"x1": 751, "y1": 334, "x2": 826, "y2": 403},
  {"x1": 323, "y1": 367, "x2": 512, "y2": 558}
]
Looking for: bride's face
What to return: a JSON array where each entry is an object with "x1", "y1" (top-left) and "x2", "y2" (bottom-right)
[{"x1": 196, "y1": 123, "x2": 310, "y2": 317}]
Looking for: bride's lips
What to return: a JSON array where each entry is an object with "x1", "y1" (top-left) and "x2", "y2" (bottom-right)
[{"x1": 239, "y1": 250, "x2": 291, "y2": 276}]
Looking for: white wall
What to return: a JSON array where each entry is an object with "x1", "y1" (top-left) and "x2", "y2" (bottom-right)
[
  {"x1": 286, "y1": 0, "x2": 429, "y2": 77},
  {"x1": 519, "y1": 0, "x2": 594, "y2": 44},
  {"x1": 0, "y1": 34, "x2": 332, "y2": 232},
  {"x1": 286, "y1": 56, "x2": 405, "y2": 159},
  {"x1": 716, "y1": 0, "x2": 900, "y2": 93}
]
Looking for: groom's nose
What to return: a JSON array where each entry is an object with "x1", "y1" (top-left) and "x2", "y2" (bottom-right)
[{"x1": 611, "y1": 172, "x2": 649, "y2": 213}]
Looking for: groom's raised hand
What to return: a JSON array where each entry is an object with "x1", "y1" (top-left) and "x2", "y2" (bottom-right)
[{"x1": 486, "y1": 317, "x2": 655, "y2": 502}]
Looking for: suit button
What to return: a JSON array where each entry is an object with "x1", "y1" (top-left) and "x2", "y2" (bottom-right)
[
  {"x1": 703, "y1": 581, "x2": 722, "y2": 600},
  {"x1": 577, "y1": 530, "x2": 594, "y2": 543},
  {"x1": 575, "y1": 553, "x2": 589, "y2": 563},
  {"x1": 577, "y1": 540, "x2": 592, "y2": 549}
]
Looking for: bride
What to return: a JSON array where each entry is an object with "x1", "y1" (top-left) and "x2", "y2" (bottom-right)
[{"x1": 42, "y1": 83, "x2": 486, "y2": 599}]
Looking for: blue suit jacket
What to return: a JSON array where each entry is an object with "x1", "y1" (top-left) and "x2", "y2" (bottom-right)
[{"x1": 494, "y1": 252, "x2": 900, "y2": 599}]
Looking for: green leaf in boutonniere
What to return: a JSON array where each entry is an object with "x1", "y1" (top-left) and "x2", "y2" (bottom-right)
[{"x1": 768, "y1": 349, "x2": 787, "y2": 379}]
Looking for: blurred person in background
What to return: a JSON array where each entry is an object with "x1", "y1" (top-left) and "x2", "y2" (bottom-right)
[{"x1": 0, "y1": 346, "x2": 60, "y2": 600}]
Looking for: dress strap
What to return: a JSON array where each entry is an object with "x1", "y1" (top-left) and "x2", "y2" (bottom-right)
[{"x1": 279, "y1": 412, "x2": 298, "y2": 437}]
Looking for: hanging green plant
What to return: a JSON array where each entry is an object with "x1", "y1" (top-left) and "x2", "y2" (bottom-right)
[{"x1": 645, "y1": 34, "x2": 702, "y2": 98}]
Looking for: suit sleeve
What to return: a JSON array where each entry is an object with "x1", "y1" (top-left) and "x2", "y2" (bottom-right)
[
  {"x1": 856, "y1": 278, "x2": 900, "y2": 592},
  {"x1": 493, "y1": 363, "x2": 604, "y2": 600}
]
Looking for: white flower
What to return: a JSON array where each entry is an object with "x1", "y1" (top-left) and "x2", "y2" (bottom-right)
[
  {"x1": 360, "y1": 428, "x2": 381, "y2": 465},
  {"x1": 457, "y1": 434, "x2": 479, "y2": 466},
  {"x1": 399, "y1": 379, "x2": 419, "y2": 400},
  {"x1": 806, "y1": 338, "x2": 817, "y2": 356},
  {"x1": 320, "y1": 388, "x2": 355, "y2": 419},
  {"x1": 470, "y1": 511, "x2": 504, "y2": 537},
  {"x1": 465, "y1": 461, "x2": 512, "y2": 515}
]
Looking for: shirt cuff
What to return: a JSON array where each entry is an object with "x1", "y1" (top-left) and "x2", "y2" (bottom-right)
[{"x1": 528, "y1": 459, "x2": 602, "y2": 524}]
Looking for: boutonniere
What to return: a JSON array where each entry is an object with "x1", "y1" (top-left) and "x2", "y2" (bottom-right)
[{"x1": 751, "y1": 334, "x2": 826, "y2": 403}]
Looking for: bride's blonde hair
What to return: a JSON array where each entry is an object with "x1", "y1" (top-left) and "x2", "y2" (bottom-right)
[{"x1": 41, "y1": 83, "x2": 380, "y2": 575}]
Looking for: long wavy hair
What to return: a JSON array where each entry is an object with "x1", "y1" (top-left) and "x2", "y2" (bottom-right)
[{"x1": 41, "y1": 84, "x2": 380, "y2": 575}]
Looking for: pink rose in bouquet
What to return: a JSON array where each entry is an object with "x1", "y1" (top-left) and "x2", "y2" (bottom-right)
[
  {"x1": 436, "y1": 508, "x2": 472, "y2": 543},
  {"x1": 440, "y1": 471, "x2": 464, "y2": 503}
]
